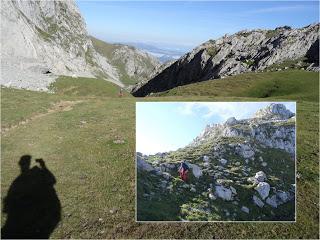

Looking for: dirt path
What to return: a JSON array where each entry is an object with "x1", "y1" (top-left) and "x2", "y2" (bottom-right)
[{"x1": 1, "y1": 100, "x2": 83, "y2": 134}]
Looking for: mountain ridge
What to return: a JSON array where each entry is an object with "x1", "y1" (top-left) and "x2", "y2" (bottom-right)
[{"x1": 132, "y1": 23, "x2": 319, "y2": 97}]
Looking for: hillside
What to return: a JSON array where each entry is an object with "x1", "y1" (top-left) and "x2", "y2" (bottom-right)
[
  {"x1": 90, "y1": 37, "x2": 160, "y2": 85},
  {"x1": 132, "y1": 24, "x2": 319, "y2": 96},
  {"x1": 1, "y1": 74, "x2": 319, "y2": 237},
  {"x1": 153, "y1": 70, "x2": 319, "y2": 102},
  {"x1": 137, "y1": 104, "x2": 296, "y2": 221}
]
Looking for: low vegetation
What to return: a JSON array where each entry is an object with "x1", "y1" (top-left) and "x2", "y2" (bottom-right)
[{"x1": 1, "y1": 70, "x2": 319, "y2": 238}]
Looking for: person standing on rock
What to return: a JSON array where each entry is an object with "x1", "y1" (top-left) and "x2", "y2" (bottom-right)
[{"x1": 179, "y1": 160, "x2": 189, "y2": 182}]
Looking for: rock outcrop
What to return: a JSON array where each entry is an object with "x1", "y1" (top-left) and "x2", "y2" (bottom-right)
[
  {"x1": 137, "y1": 103, "x2": 296, "y2": 221},
  {"x1": 1, "y1": 0, "x2": 159, "y2": 91},
  {"x1": 132, "y1": 23, "x2": 319, "y2": 96},
  {"x1": 0, "y1": 0, "x2": 123, "y2": 90}
]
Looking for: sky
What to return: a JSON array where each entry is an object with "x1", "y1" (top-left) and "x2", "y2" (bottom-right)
[
  {"x1": 136, "y1": 102, "x2": 296, "y2": 154},
  {"x1": 77, "y1": 1, "x2": 319, "y2": 50}
]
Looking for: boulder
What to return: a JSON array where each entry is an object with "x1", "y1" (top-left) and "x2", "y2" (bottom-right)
[
  {"x1": 255, "y1": 171, "x2": 267, "y2": 182},
  {"x1": 230, "y1": 186, "x2": 237, "y2": 195},
  {"x1": 188, "y1": 163, "x2": 203, "y2": 178},
  {"x1": 209, "y1": 193, "x2": 216, "y2": 200},
  {"x1": 137, "y1": 157, "x2": 154, "y2": 172},
  {"x1": 253, "y1": 195, "x2": 264, "y2": 208},
  {"x1": 255, "y1": 182, "x2": 270, "y2": 200},
  {"x1": 237, "y1": 144, "x2": 255, "y2": 158},
  {"x1": 159, "y1": 163, "x2": 176, "y2": 172},
  {"x1": 215, "y1": 185, "x2": 233, "y2": 201},
  {"x1": 241, "y1": 206, "x2": 250, "y2": 214},
  {"x1": 220, "y1": 158, "x2": 228, "y2": 165},
  {"x1": 266, "y1": 195, "x2": 278, "y2": 208},
  {"x1": 203, "y1": 155, "x2": 210, "y2": 162},
  {"x1": 276, "y1": 190, "x2": 291, "y2": 203}
]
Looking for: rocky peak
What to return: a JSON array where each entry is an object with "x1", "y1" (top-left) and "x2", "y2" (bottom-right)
[
  {"x1": 1, "y1": 0, "x2": 122, "y2": 91},
  {"x1": 132, "y1": 23, "x2": 319, "y2": 96},
  {"x1": 254, "y1": 103, "x2": 294, "y2": 120}
]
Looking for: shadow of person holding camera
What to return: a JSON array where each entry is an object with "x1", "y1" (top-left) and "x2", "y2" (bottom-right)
[{"x1": 2, "y1": 155, "x2": 61, "y2": 239}]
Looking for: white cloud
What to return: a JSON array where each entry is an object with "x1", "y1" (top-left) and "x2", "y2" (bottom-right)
[{"x1": 179, "y1": 102, "x2": 295, "y2": 122}]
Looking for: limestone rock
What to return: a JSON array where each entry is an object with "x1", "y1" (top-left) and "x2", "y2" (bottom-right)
[
  {"x1": 253, "y1": 195, "x2": 265, "y2": 208},
  {"x1": 255, "y1": 182, "x2": 270, "y2": 200},
  {"x1": 254, "y1": 103, "x2": 295, "y2": 120},
  {"x1": 266, "y1": 195, "x2": 278, "y2": 208},
  {"x1": 188, "y1": 163, "x2": 203, "y2": 178},
  {"x1": 137, "y1": 157, "x2": 154, "y2": 172},
  {"x1": 241, "y1": 206, "x2": 250, "y2": 214},
  {"x1": 132, "y1": 24, "x2": 319, "y2": 97},
  {"x1": 215, "y1": 185, "x2": 233, "y2": 201},
  {"x1": 255, "y1": 171, "x2": 267, "y2": 182}
]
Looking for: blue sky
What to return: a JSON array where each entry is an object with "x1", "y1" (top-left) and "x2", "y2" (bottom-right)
[
  {"x1": 136, "y1": 102, "x2": 296, "y2": 154},
  {"x1": 77, "y1": 1, "x2": 319, "y2": 50}
]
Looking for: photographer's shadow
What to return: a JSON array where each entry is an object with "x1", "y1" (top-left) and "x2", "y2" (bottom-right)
[{"x1": 2, "y1": 155, "x2": 61, "y2": 239}]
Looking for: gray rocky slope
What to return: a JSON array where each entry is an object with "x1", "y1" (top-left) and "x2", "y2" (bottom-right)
[
  {"x1": 0, "y1": 0, "x2": 159, "y2": 91},
  {"x1": 137, "y1": 104, "x2": 296, "y2": 221},
  {"x1": 132, "y1": 24, "x2": 319, "y2": 97},
  {"x1": 90, "y1": 36, "x2": 160, "y2": 85}
]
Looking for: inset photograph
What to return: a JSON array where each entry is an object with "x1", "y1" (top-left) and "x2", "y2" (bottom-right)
[{"x1": 136, "y1": 102, "x2": 296, "y2": 222}]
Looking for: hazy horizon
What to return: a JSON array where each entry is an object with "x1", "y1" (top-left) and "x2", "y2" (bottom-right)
[{"x1": 77, "y1": 1, "x2": 319, "y2": 51}]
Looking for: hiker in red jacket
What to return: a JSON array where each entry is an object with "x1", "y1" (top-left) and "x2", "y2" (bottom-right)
[{"x1": 178, "y1": 160, "x2": 190, "y2": 182}]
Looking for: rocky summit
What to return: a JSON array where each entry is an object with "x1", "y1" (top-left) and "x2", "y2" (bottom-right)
[
  {"x1": 132, "y1": 23, "x2": 319, "y2": 96},
  {"x1": 137, "y1": 104, "x2": 296, "y2": 221}
]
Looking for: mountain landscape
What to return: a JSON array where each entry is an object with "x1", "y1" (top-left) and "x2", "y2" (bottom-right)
[
  {"x1": 132, "y1": 24, "x2": 319, "y2": 96},
  {"x1": 1, "y1": 0, "x2": 158, "y2": 91},
  {"x1": 137, "y1": 104, "x2": 296, "y2": 221},
  {"x1": 123, "y1": 42, "x2": 187, "y2": 63},
  {"x1": 1, "y1": 0, "x2": 319, "y2": 238}
]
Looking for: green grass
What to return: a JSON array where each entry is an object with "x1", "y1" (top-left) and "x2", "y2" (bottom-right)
[
  {"x1": 206, "y1": 46, "x2": 219, "y2": 57},
  {"x1": 49, "y1": 76, "x2": 130, "y2": 97},
  {"x1": 155, "y1": 70, "x2": 319, "y2": 102},
  {"x1": 1, "y1": 70, "x2": 319, "y2": 238}
]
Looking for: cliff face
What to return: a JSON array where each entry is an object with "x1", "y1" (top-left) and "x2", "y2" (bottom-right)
[
  {"x1": 137, "y1": 104, "x2": 296, "y2": 221},
  {"x1": 1, "y1": 0, "x2": 121, "y2": 91},
  {"x1": 132, "y1": 24, "x2": 319, "y2": 96}
]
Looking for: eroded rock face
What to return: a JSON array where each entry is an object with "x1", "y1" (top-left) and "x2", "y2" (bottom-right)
[
  {"x1": 254, "y1": 103, "x2": 295, "y2": 120},
  {"x1": 1, "y1": 0, "x2": 126, "y2": 91},
  {"x1": 189, "y1": 104, "x2": 295, "y2": 156},
  {"x1": 132, "y1": 24, "x2": 319, "y2": 96}
]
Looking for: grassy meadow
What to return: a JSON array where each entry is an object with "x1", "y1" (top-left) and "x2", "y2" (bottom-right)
[{"x1": 1, "y1": 70, "x2": 319, "y2": 238}]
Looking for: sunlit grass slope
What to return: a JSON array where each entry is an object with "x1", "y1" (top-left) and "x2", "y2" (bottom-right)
[{"x1": 1, "y1": 71, "x2": 319, "y2": 238}]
